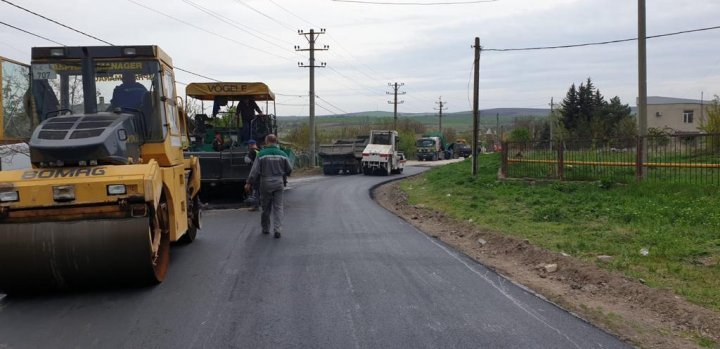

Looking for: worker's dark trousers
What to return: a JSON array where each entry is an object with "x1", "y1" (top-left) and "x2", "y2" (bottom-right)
[{"x1": 260, "y1": 188, "x2": 284, "y2": 234}]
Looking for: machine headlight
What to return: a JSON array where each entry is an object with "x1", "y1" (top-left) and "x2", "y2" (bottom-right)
[
  {"x1": 0, "y1": 191, "x2": 19, "y2": 202},
  {"x1": 52, "y1": 185, "x2": 75, "y2": 202},
  {"x1": 107, "y1": 184, "x2": 126, "y2": 195}
]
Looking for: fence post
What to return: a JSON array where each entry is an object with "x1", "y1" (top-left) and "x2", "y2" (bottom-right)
[
  {"x1": 557, "y1": 141, "x2": 564, "y2": 180},
  {"x1": 636, "y1": 136, "x2": 643, "y2": 181},
  {"x1": 500, "y1": 142, "x2": 508, "y2": 178}
]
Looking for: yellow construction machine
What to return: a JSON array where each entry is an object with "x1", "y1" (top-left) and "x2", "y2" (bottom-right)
[{"x1": 0, "y1": 46, "x2": 201, "y2": 294}]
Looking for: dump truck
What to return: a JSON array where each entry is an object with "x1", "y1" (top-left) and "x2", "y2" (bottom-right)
[
  {"x1": 415, "y1": 135, "x2": 446, "y2": 161},
  {"x1": 0, "y1": 45, "x2": 202, "y2": 294},
  {"x1": 448, "y1": 139, "x2": 471, "y2": 158},
  {"x1": 184, "y1": 82, "x2": 278, "y2": 191},
  {"x1": 361, "y1": 130, "x2": 405, "y2": 175},
  {"x1": 318, "y1": 136, "x2": 368, "y2": 175}
]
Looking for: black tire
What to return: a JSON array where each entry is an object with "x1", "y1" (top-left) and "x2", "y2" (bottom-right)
[
  {"x1": 148, "y1": 198, "x2": 170, "y2": 283},
  {"x1": 179, "y1": 194, "x2": 200, "y2": 244}
]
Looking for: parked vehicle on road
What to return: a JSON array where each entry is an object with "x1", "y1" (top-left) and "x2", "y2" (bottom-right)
[
  {"x1": 449, "y1": 139, "x2": 471, "y2": 158},
  {"x1": 361, "y1": 130, "x2": 405, "y2": 175},
  {"x1": 319, "y1": 136, "x2": 369, "y2": 175}
]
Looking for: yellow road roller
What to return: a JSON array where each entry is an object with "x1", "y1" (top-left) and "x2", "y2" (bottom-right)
[{"x1": 0, "y1": 46, "x2": 201, "y2": 294}]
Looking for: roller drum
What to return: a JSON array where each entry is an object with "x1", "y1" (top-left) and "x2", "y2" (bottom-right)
[{"x1": 0, "y1": 217, "x2": 167, "y2": 294}]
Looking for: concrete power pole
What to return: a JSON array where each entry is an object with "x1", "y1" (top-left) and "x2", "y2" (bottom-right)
[
  {"x1": 435, "y1": 96, "x2": 448, "y2": 135},
  {"x1": 637, "y1": 0, "x2": 648, "y2": 177},
  {"x1": 296, "y1": 28, "x2": 328, "y2": 166},
  {"x1": 386, "y1": 82, "x2": 405, "y2": 129},
  {"x1": 472, "y1": 37, "x2": 481, "y2": 176}
]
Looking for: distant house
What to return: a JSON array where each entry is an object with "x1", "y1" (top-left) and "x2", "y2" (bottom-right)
[{"x1": 644, "y1": 96, "x2": 708, "y2": 134}]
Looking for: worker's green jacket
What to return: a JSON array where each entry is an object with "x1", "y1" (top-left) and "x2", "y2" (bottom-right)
[{"x1": 248, "y1": 144, "x2": 292, "y2": 192}]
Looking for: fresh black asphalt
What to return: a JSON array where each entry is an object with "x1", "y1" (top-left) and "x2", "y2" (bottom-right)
[{"x1": 0, "y1": 166, "x2": 629, "y2": 348}]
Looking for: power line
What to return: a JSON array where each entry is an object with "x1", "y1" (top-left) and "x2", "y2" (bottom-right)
[
  {"x1": 264, "y1": 0, "x2": 387, "y2": 81},
  {"x1": 332, "y1": 0, "x2": 497, "y2": 4},
  {"x1": 181, "y1": 0, "x2": 295, "y2": 51},
  {"x1": 315, "y1": 102, "x2": 340, "y2": 116},
  {"x1": 0, "y1": 21, "x2": 64, "y2": 46},
  {"x1": 0, "y1": 0, "x2": 113, "y2": 45},
  {"x1": 316, "y1": 95, "x2": 349, "y2": 114},
  {"x1": 231, "y1": 0, "x2": 296, "y2": 32},
  {"x1": 174, "y1": 67, "x2": 220, "y2": 82},
  {"x1": 485, "y1": 24, "x2": 720, "y2": 52},
  {"x1": 275, "y1": 93, "x2": 307, "y2": 97},
  {"x1": 266, "y1": 0, "x2": 314, "y2": 28},
  {"x1": 276, "y1": 102, "x2": 309, "y2": 106},
  {"x1": 127, "y1": 0, "x2": 292, "y2": 60},
  {"x1": 327, "y1": 66, "x2": 385, "y2": 95},
  {"x1": 1, "y1": 1, "x2": 222, "y2": 83}
]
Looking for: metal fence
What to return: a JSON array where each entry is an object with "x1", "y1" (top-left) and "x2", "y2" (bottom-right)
[{"x1": 501, "y1": 134, "x2": 720, "y2": 185}]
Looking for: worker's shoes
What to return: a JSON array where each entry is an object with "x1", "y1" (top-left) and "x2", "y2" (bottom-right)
[
  {"x1": 273, "y1": 232, "x2": 281, "y2": 239},
  {"x1": 262, "y1": 230, "x2": 269, "y2": 235}
]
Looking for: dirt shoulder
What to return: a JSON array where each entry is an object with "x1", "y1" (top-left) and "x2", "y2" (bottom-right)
[{"x1": 374, "y1": 180, "x2": 720, "y2": 349}]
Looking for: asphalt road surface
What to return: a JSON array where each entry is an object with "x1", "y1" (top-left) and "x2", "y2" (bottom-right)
[{"x1": 0, "y1": 166, "x2": 629, "y2": 348}]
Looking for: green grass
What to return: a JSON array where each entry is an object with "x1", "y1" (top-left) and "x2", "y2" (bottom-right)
[{"x1": 401, "y1": 153, "x2": 720, "y2": 311}]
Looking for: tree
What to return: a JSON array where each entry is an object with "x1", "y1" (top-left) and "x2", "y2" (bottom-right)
[
  {"x1": 508, "y1": 127, "x2": 531, "y2": 143},
  {"x1": 699, "y1": 95, "x2": 720, "y2": 150},
  {"x1": 558, "y1": 78, "x2": 633, "y2": 142}
]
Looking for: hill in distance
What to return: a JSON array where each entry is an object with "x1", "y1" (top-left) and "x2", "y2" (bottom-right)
[{"x1": 278, "y1": 108, "x2": 551, "y2": 131}]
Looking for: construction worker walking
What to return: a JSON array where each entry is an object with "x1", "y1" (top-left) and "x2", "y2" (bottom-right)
[{"x1": 245, "y1": 134, "x2": 292, "y2": 238}]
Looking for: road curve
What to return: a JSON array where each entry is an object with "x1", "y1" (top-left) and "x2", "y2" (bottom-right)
[{"x1": 0, "y1": 166, "x2": 628, "y2": 348}]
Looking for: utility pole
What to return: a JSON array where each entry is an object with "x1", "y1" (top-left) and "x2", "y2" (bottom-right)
[
  {"x1": 435, "y1": 96, "x2": 448, "y2": 135},
  {"x1": 637, "y1": 0, "x2": 648, "y2": 177},
  {"x1": 472, "y1": 37, "x2": 481, "y2": 176},
  {"x1": 496, "y1": 112, "x2": 499, "y2": 150},
  {"x1": 295, "y1": 28, "x2": 328, "y2": 166},
  {"x1": 386, "y1": 82, "x2": 405, "y2": 129},
  {"x1": 549, "y1": 97, "x2": 554, "y2": 149}
]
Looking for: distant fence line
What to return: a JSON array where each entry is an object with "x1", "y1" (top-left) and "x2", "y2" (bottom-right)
[{"x1": 501, "y1": 133, "x2": 720, "y2": 185}]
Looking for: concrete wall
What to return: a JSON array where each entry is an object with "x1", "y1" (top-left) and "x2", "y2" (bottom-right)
[{"x1": 647, "y1": 103, "x2": 708, "y2": 133}]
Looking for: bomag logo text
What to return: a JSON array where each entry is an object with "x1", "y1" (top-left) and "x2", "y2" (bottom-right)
[{"x1": 22, "y1": 167, "x2": 107, "y2": 180}]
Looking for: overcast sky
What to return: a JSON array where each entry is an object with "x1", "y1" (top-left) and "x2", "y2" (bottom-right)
[{"x1": 1, "y1": 0, "x2": 718, "y2": 116}]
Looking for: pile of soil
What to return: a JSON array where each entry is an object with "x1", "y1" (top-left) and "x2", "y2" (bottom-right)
[{"x1": 375, "y1": 181, "x2": 720, "y2": 349}]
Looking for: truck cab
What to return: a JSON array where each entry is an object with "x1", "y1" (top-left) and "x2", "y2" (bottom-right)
[{"x1": 415, "y1": 136, "x2": 445, "y2": 161}]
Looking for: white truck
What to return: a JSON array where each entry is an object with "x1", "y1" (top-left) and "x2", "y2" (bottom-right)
[{"x1": 361, "y1": 130, "x2": 406, "y2": 175}]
